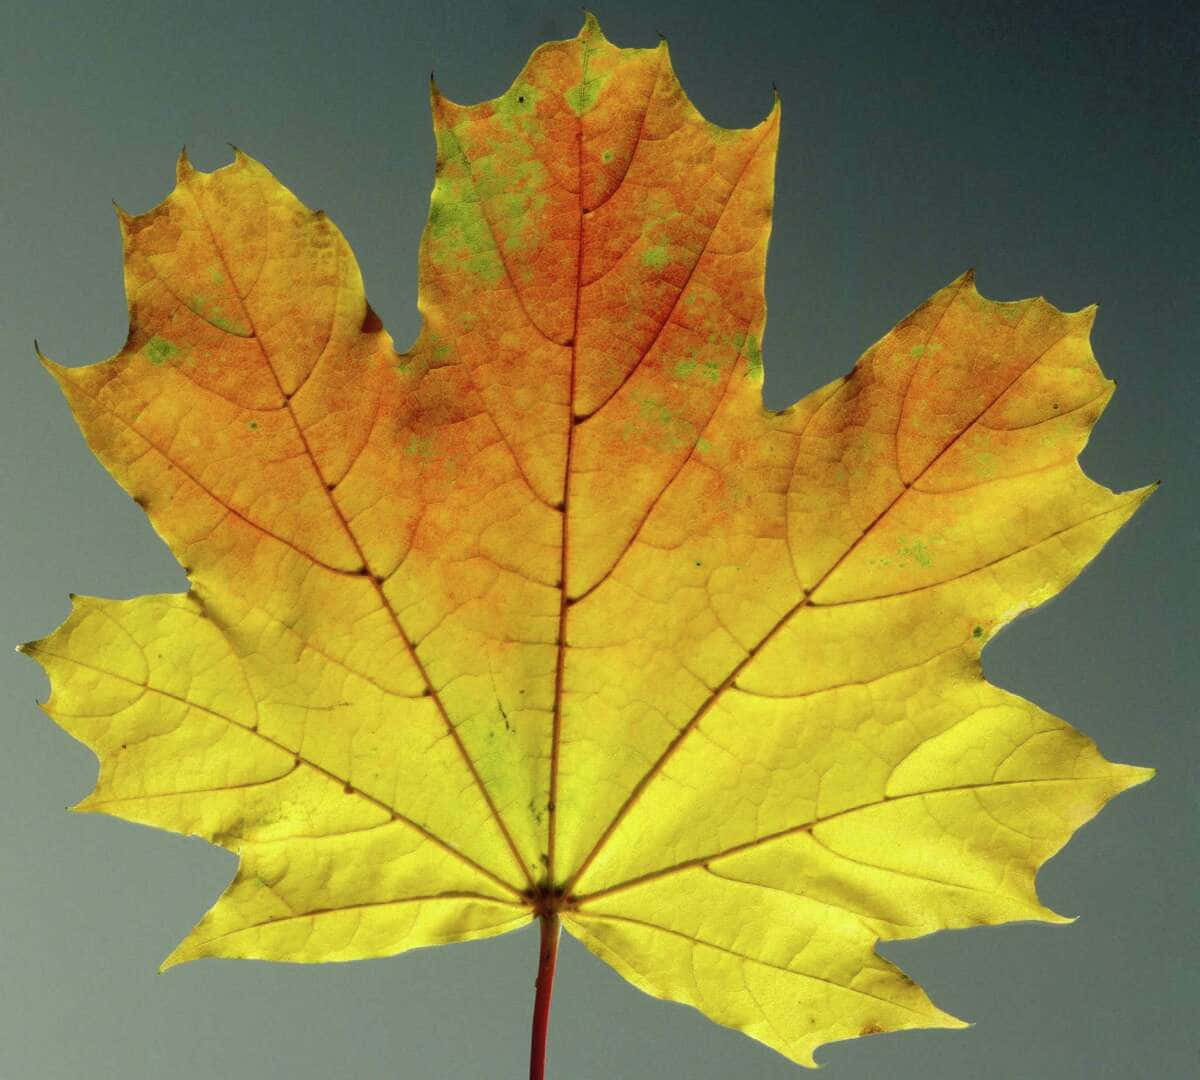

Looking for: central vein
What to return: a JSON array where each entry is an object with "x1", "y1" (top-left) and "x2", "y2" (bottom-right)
[{"x1": 545, "y1": 30, "x2": 594, "y2": 896}]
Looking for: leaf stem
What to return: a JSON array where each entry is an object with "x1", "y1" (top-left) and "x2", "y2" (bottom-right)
[{"x1": 529, "y1": 910, "x2": 561, "y2": 1080}]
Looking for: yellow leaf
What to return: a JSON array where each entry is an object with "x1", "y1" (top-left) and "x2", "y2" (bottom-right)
[{"x1": 22, "y1": 13, "x2": 1152, "y2": 1070}]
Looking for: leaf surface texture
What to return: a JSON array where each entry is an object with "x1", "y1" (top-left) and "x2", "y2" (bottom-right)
[{"x1": 24, "y1": 16, "x2": 1152, "y2": 1066}]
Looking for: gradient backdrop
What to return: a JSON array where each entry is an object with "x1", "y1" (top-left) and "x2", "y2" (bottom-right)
[{"x1": 2, "y1": 2, "x2": 1195, "y2": 1077}]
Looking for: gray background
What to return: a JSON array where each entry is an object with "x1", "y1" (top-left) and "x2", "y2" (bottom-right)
[{"x1": 2, "y1": 1, "x2": 1195, "y2": 1077}]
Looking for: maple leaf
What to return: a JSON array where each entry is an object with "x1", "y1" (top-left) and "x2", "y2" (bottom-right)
[{"x1": 21, "y1": 14, "x2": 1153, "y2": 1073}]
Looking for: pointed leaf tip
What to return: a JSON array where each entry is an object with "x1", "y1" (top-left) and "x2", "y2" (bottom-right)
[
  {"x1": 579, "y1": 9, "x2": 603, "y2": 38},
  {"x1": 158, "y1": 940, "x2": 194, "y2": 973},
  {"x1": 176, "y1": 146, "x2": 193, "y2": 182},
  {"x1": 1039, "y1": 906, "x2": 1079, "y2": 926},
  {"x1": 1124, "y1": 764, "x2": 1156, "y2": 788},
  {"x1": 35, "y1": 343, "x2": 63, "y2": 376}
]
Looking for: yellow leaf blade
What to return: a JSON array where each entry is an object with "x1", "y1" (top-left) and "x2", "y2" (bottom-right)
[
  {"x1": 567, "y1": 902, "x2": 968, "y2": 1069},
  {"x1": 23, "y1": 13, "x2": 1154, "y2": 1071}
]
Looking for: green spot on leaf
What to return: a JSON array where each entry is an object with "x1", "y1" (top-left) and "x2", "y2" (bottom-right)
[
  {"x1": 641, "y1": 245, "x2": 669, "y2": 269},
  {"x1": 565, "y1": 76, "x2": 605, "y2": 115},
  {"x1": 493, "y1": 83, "x2": 541, "y2": 135},
  {"x1": 143, "y1": 336, "x2": 181, "y2": 366},
  {"x1": 745, "y1": 333, "x2": 763, "y2": 380},
  {"x1": 898, "y1": 537, "x2": 934, "y2": 568},
  {"x1": 188, "y1": 294, "x2": 248, "y2": 335},
  {"x1": 428, "y1": 333, "x2": 454, "y2": 362},
  {"x1": 974, "y1": 450, "x2": 999, "y2": 477},
  {"x1": 638, "y1": 397, "x2": 672, "y2": 425},
  {"x1": 405, "y1": 435, "x2": 434, "y2": 460}
]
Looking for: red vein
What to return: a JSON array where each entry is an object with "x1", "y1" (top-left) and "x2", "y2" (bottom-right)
[
  {"x1": 808, "y1": 501, "x2": 1138, "y2": 609},
  {"x1": 545, "y1": 38, "x2": 591, "y2": 890},
  {"x1": 721, "y1": 638, "x2": 969, "y2": 701},
  {"x1": 891, "y1": 276, "x2": 976, "y2": 473},
  {"x1": 144, "y1": 265, "x2": 253, "y2": 337},
  {"x1": 569, "y1": 911, "x2": 945, "y2": 1018},
  {"x1": 182, "y1": 890, "x2": 529, "y2": 954},
  {"x1": 778, "y1": 832, "x2": 1022, "y2": 900},
  {"x1": 570, "y1": 319, "x2": 752, "y2": 605},
  {"x1": 584, "y1": 46, "x2": 662, "y2": 217},
  {"x1": 422, "y1": 104, "x2": 573, "y2": 510},
  {"x1": 38, "y1": 646, "x2": 522, "y2": 897},
  {"x1": 432, "y1": 100, "x2": 562, "y2": 348},
  {"x1": 909, "y1": 456, "x2": 1072, "y2": 496},
  {"x1": 56, "y1": 376, "x2": 357, "y2": 576},
  {"x1": 468, "y1": 386, "x2": 560, "y2": 510},
  {"x1": 574, "y1": 114, "x2": 777, "y2": 425},
  {"x1": 575, "y1": 778, "x2": 1096, "y2": 904},
  {"x1": 206, "y1": 596, "x2": 426, "y2": 703},
  {"x1": 971, "y1": 386, "x2": 1110, "y2": 434},
  {"x1": 562, "y1": 289, "x2": 1077, "y2": 896},
  {"x1": 82, "y1": 763, "x2": 301, "y2": 805},
  {"x1": 180, "y1": 179, "x2": 535, "y2": 893}
]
